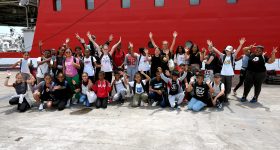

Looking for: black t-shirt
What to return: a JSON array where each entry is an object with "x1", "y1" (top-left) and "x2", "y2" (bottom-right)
[
  {"x1": 192, "y1": 82, "x2": 210, "y2": 104},
  {"x1": 189, "y1": 52, "x2": 201, "y2": 65},
  {"x1": 150, "y1": 78, "x2": 164, "y2": 91},
  {"x1": 13, "y1": 82, "x2": 27, "y2": 95},
  {"x1": 151, "y1": 55, "x2": 161, "y2": 70},
  {"x1": 160, "y1": 51, "x2": 172, "y2": 71},
  {"x1": 247, "y1": 54, "x2": 269, "y2": 72},
  {"x1": 205, "y1": 52, "x2": 216, "y2": 70},
  {"x1": 169, "y1": 80, "x2": 179, "y2": 95}
]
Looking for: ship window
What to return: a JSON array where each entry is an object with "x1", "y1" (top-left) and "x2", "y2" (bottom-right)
[
  {"x1": 190, "y1": 0, "x2": 200, "y2": 5},
  {"x1": 53, "y1": 0, "x2": 62, "y2": 11},
  {"x1": 122, "y1": 0, "x2": 130, "y2": 8},
  {"x1": 155, "y1": 0, "x2": 164, "y2": 7},
  {"x1": 227, "y1": 0, "x2": 237, "y2": 4},
  {"x1": 86, "y1": 0, "x2": 94, "y2": 10}
]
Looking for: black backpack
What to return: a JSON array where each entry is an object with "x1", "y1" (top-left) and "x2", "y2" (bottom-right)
[{"x1": 211, "y1": 82, "x2": 222, "y2": 91}]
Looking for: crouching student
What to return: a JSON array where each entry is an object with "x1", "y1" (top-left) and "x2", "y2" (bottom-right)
[
  {"x1": 112, "y1": 71, "x2": 129, "y2": 104},
  {"x1": 129, "y1": 71, "x2": 151, "y2": 107},
  {"x1": 158, "y1": 66, "x2": 188, "y2": 109},
  {"x1": 210, "y1": 73, "x2": 226, "y2": 109},
  {"x1": 187, "y1": 73, "x2": 214, "y2": 112},
  {"x1": 77, "y1": 72, "x2": 95, "y2": 107},
  {"x1": 51, "y1": 72, "x2": 72, "y2": 110},
  {"x1": 4, "y1": 72, "x2": 35, "y2": 112},
  {"x1": 33, "y1": 74, "x2": 54, "y2": 111},
  {"x1": 92, "y1": 71, "x2": 112, "y2": 109},
  {"x1": 149, "y1": 70, "x2": 167, "y2": 107}
]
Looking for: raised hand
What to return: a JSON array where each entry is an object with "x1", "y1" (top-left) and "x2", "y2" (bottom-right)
[
  {"x1": 87, "y1": 31, "x2": 91, "y2": 38},
  {"x1": 272, "y1": 47, "x2": 278, "y2": 54},
  {"x1": 6, "y1": 70, "x2": 12, "y2": 77},
  {"x1": 75, "y1": 33, "x2": 81, "y2": 40},
  {"x1": 149, "y1": 32, "x2": 153, "y2": 39},
  {"x1": 201, "y1": 47, "x2": 206, "y2": 53},
  {"x1": 109, "y1": 34, "x2": 113, "y2": 42},
  {"x1": 65, "y1": 38, "x2": 70, "y2": 44},
  {"x1": 118, "y1": 36, "x2": 122, "y2": 43},
  {"x1": 173, "y1": 31, "x2": 178, "y2": 38},
  {"x1": 80, "y1": 38, "x2": 85, "y2": 43},
  {"x1": 207, "y1": 40, "x2": 213, "y2": 47},
  {"x1": 39, "y1": 40, "x2": 43, "y2": 47},
  {"x1": 239, "y1": 37, "x2": 246, "y2": 45},
  {"x1": 129, "y1": 42, "x2": 133, "y2": 48}
]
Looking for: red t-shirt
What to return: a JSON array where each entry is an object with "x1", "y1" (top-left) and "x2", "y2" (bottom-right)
[{"x1": 113, "y1": 50, "x2": 125, "y2": 67}]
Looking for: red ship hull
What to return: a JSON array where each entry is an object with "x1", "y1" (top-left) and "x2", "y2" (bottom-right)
[{"x1": 1, "y1": 0, "x2": 280, "y2": 59}]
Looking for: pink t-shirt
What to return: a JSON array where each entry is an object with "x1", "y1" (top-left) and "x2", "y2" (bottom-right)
[{"x1": 65, "y1": 56, "x2": 79, "y2": 77}]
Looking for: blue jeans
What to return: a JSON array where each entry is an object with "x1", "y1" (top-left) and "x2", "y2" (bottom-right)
[
  {"x1": 187, "y1": 97, "x2": 206, "y2": 111},
  {"x1": 148, "y1": 92, "x2": 167, "y2": 107},
  {"x1": 79, "y1": 94, "x2": 90, "y2": 107}
]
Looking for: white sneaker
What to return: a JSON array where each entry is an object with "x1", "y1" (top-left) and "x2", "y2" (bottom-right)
[
  {"x1": 72, "y1": 98, "x2": 78, "y2": 105},
  {"x1": 140, "y1": 101, "x2": 144, "y2": 107},
  {"x1": 39, "y1": 103, "x2": 44, "y2": 111},
  {"x1": 66, "y1": 99, "x2": 71, "y2": 108},
  {"x1": 152, "y1": 101, "x2": 157, "y2": 107}
]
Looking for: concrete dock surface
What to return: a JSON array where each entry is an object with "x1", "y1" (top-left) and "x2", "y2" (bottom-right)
[{"x1": 0, "y1": 71, "x2": 279, "y2": 150}]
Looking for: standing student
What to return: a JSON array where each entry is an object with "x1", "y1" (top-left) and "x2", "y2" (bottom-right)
[
  {"x1": 187, "y1": 73, "x2": 214, "y2": 112},
  {"x1": 64, "y1": 48, "x2": 81, "y2": 104},
  {"x1": 158, "y1": 66, "x2": 188, "y2": 109},
  {"x1": 188, "y1": 44, "x2": 204, "y2": 71},
  {"x1": 55, "y1": 47, "x2": 65, "y2": 75},
  {"x1": 150, "y1": 47, "x2": 162, "y2": 78},
  {"x1": 112, "y1": 43, "x2": 125, "y2": 69},
  {"x1": 129, "y1": 71, "x2": 151, "y2": 107},
  {"x1": 36, "y1": 50, "x2": 52, "y2": 84},
  {"x1": 149, "y1": 31, "x2": 177, "y2": 72},
  {"x1": 174, "y1": 46, "x2": 187, "y2": 66},
  {"x1": 82, "y1": 49, "x2": 97, "y2": 82},
  {"x1": 92, "y1": 71, "x2": 112, "y2": 109},
  {"x1": 210, "y1": 73, "x2": 226, "y2": 109},
  {"x1": 149, "y1": 70, "x2": 166, "y2": 107},
  {"x1": 33, "y1": 74, "x2": 54, "y2": 111},
  {"x1": 233, "y1": 47, "x2": 251, "y2": 95},
  {"x1": 241, "y1": 45, "x2": 277, "y2": 102},
  {"x1": 124, "y1": 42, "x2": 139, "y2": 81},
  {"x1": 203, "y1": 47, "x2": 220, "y2": 81},
  {"x1": 12, "y1": 52, "x2": 33, "y2": 81},
  {"x1": 112, "y1": 71, "x2": 128, "y2": 104},
  {"x1": 4, "y1": 72, "x2": 35, "y2": 112},
  {"x1": 138, "y1": 47, "x2": 151, "y2": 75},
  {"x1": 52, "y1": 72, "x2": 72, "y2": 111},
  {"x1": 207, "y1": 38, "x2": 246, "y2": 101}
]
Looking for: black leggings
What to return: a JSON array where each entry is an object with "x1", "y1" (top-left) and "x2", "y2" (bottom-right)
[
  {"x1": 243, "y1": 71, "x2": 266, "y2": 99},
  {"x1": 234, "y1": 69, "x2": 246, "y2": 92},
  {"x1": 96, "y1": 97, "x2": 108, "y2": 109},
  {"x1": 9, "y1": 97, "x2": 30, "y2": 112},
  {"x1": 104, "y1": 72, "x2": 113, "y2": 83}
]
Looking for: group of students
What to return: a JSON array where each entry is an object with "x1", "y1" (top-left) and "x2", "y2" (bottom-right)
[{"x1": 4, "y1": 31, "x2": 278, "y2": 112}]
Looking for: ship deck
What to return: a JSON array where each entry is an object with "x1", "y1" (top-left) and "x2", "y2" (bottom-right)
[{"x1": 0, "y1": 71, "x2": 279, "y2": 150}]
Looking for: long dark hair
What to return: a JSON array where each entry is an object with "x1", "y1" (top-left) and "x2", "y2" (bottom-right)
[
  {"x1": 175, "y1": 46, "x2": 185, "y2": 55},
  {"x1": 190, "y1": 44, "x2": 200, "y2": 55}
]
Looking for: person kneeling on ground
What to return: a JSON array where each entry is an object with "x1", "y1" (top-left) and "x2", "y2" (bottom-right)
[
  {"x1": 149, "y1": 70, "x2": 167, "y2": 107},
  {"x1": 4, "y1": 72, "x2": 35, "y2": 112},
  {"x1": 51, "y1": 72, "x2": 72, "y2": 111},
  {"x1": 33, "y1": 73, "x2": 54, "y2": 111},
  {"x1": 158, "y1": 66, "x2": 188, "y2": 109},
  {"x1": 187, "y1": 73, "x2": 214, "y2": 112},
  {"x1": 92, "y1": 71, "x2": 112, "y2": 109},
  {"x1": 129, "y1": 71, "x2": 151, "y2": 107},
  {"x1": 210, "y1": 73, "x2": 226, "y2": 109},
  {"x1": 76, "y1": 72, "x2": 96, "y2": 107},
  {"x1": 112, "y1": 71, "x2": 129, "y2": 104}
]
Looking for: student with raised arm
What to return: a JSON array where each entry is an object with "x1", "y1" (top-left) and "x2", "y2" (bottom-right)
[
  {"x1": 241, "y1": 45, "x2": 277, "y2": 103},
  {"x1": 12, "y1": 52, "x2": 34, "y2": 81},
  {"x1": 36, "y1": 47, "x2": 52, "y2": 84},
  {"x1": 188, "y1": 44, "x2": 205, "y2": 71},
  {"x1": 5, "y1": 72, "x2": 35, "y2": 112},
  {"x1": 207, "y1": 38, "x2": 246, "y2": 101},
  {"x1": 124, "y1": 42, "x2": 139, "y2": 81},
  {"x1": 149, "y1": 31, "x2": 177, "y2": 72},
  {"x1": 129, "y1": 71, "x2": 151, "y2": 107},
  {"x1": 158, "y1": 66, "x2": 188, "y2": 109}
]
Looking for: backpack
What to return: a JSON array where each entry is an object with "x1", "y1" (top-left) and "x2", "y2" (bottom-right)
[
  {"x1": 133, "y1": 80, "x2": 146, "y2": 94},
  {"x1": 113, "y1": 79, "x2": 127, "y2": 93},
  {"x1": 211, "y1": 82, "x2": 222, "y2": 91},
  {"x1": 222, "y1": 54, "x2": 235, "y2": 69},
  {"x1": 100, "y1": 53, "x2": 116, "y2": 68}
]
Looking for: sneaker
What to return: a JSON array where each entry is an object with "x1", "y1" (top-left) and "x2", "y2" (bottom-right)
[
  {"x1": 152, "y1": 101, "x2": 157, "y2": 107},
  {"x1": 176, "y1": 105, "x2": 181, "y2": 110},
  {"x1": 250, "y1": 97, "x2": 258, "y2": 103},
  {"x1": 233, "y1": 90, "x2": 237, "y2": 96},
  {"x1": 217, "y1": 102, "x2": 223, "y2": 109},
  {"x1": 108, "y1": 99, "x2": 113, "y2": 104},
  {"x1": 39, "y1": 103, "x2": 44, "y2": 111},
  {"x1": 140, "y1": 101, "x2": 145, "y2": 107},
  {"x1": 72, "y1": 98, "x2": 78, "y2": 105},
  {"x1": 66, "y1": 99, "x2": 71, "y2": 108},
  {"x1": 240, "y1": 97, "x2": 247, "y2": 102}
]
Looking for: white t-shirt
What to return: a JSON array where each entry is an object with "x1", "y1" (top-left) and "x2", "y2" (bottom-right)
[
  {"x1": 174, "y1": 54, "x2": 186, "y2": 65},
  {"x1": 114, "y1": 78, "x2": 126, "y2": 92},
  {"x1": 211, "y1": 82, "x2": 225, "y2": 97},
  {"x1": 138, "y1": 55, "x2": 150, "y2": 71},
  {"x1": 20, "y1": 59, "x2": 30, "y2": 74},
  {"x1": 221, "y1": 55, "x2": 234, "y2": 76},
  {"x1": 83, "y1": 56, "x2": 96, "y2": 76},
  {"x1": 101, "y1": 55, "x2": 113, "y2": 72},
  {"x1": 36, "y1": 57, "x2": 50, "y2": 78},
  {"x1": 129, "y1": 80, "x2": 146, "y2": 94}
]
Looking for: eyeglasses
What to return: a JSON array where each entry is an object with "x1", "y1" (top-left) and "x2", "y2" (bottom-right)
[{"x1": 65, "y1": 51, "x2": 71, "y2": 54}]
